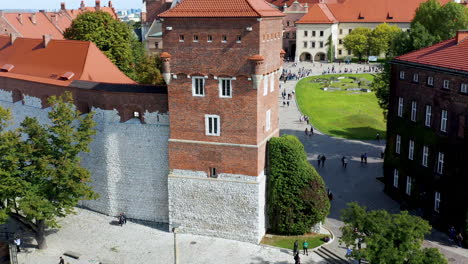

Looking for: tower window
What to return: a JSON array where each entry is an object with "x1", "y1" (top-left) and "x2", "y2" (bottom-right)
[
  {"x1": 205, "y1": 115, "x2": 220, "y2": 136},
  {"x1": 393, "y1": 169, "x2": 399, "y2": 188},
  {"x1": 406, "y1": 176, "x2": 412, "y2": 196},
  {"x1": 311, "y1": 41, "x2": 316, "y2": 48},
  {"x1": 437, "y1": 152, "x2": 444, "y2": 174},
  {"x1": 303, "y1": 41, "x2": 308, "y2": 48},
  {"x1": 443, "y1": 80, "x2": 450, "y2": 89},
  {"x1": 461, "y1": 83, "x2": 467, "y2": 93},
  {"x1": 208, "y1": 35, "x2": 213, "y2": 42},
  {"x1": 266, "y1": 109, "x2": 271, "y2": 131},
  {"x1": 179, "y1": 35, "x2": 184, "y2": 42},
  {"x1": 222, "y1": 35, "x2": 227, "y2": 43},
  {"x1": 339, "y1": 29, "x2": 343, "y2": 34},
  {"x1": 219, "y1": 78, "x2": 232, "y2": 98},
  {"x1": 237, "y1": 35, "x2": 242, "y2": 43},
  {"x1": 434, "y1": 192, "x2": 441, "y2": 212},
  {"x1": 192, "y1": 77, "x2": 205, "y2": 96},
  {"x1": 338, "y1": 49, "x2": 342, "y2": 55},
  {"x1": 320, "y1": 31, "x2": 324, "y2": 37},
  {"x1": 133, "y1": 111, "x2": 140, "y2": 118},
  {"x1": 427, "y1": 76, "x2": 434, "y2": 86},
  {"x1": 193, "y1": 35, "x2": 199, "y2": 42}
]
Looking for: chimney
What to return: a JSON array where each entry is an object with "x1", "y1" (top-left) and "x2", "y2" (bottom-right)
[
  {"x1": 95, "y1": 0, "x2": 101, "y2": 11},
  {"x1": 42, "y1": 34, "x2": 52, "y2": 48},
  {"x1": 51, "y1": 14, "x2": 58, "y2": 24},
  {"x1": 30, "y1": 13, "x2": 37, "y2": 25},
  {"x1": 17, "y1": 13, "x2": 23, "y2": 24},
  {"x1": 10, "y1": 33, "x2": 19, "y2": 44},
  {"x1": 80, "y1": 1, "x2": 85, "y2": 10},
  {"x1": 60, "y1": 2, "x2": 66, "y2": 10},
  {"x1": 456, "y1": 30, "x2": 468, "y2": 44},
  {"x1": 108, "y1": 1, "x2": 113, "y2": 8}
]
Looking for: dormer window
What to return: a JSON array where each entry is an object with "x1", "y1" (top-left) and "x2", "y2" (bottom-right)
[
  {"x1": 133, "y1": 111, "x2": 140, "y2": 118},
  {"x1": 387, "y1": 12, "x2": 393, "y2": 19}
]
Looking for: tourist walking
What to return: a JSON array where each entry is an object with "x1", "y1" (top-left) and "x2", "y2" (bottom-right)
[
  {"x1": 305, "y1": 128, "x2": 309, "y2": 136},
  {"x1": 287, "y1": 101, "x2": 290, "y2": 107},
  {"x1": 376, "y1": 133, "x2": 380, "y2": 142},
  {"x1": 293, "y1": 240, "x2": 299, "y2": 255},
  {"x1": 310, "y1": 126, "x2": 314, "y2": 136},
  {"x1": 59, "y1": 256, "x2": 65, "y2": 264},
  {"x1": 320, "y1": 155, "x2": 326, "y2": 167},
  {"x1": 342, "y1": 156, "x2": 348, "y2": 168},
  {"x1": 317, "y1": 155, "x2": 321, "y2": 167},
  {"x1": 14, "y1": 237, "x2": 21, "y2": 252},
  {"x1": 294, "y1": 252, "x2": 301, "y2": 264},
  {"x1": 449, "y1": 226, "x2": 456, "y2": 241},
  {"x1": 456, "y1": 232, "x2": 464, "y2": 247},
  {"x1": 303, "y1": 240, "x2": 309, "y2": 256},
  {"x1": 360, "y1": 153, "x2": 364, "y2": 163},
  {"x1": 364, "y1": 153, "x2": 367, "y2": 164},
  {"x1": 327, "y1": 189, "x2": 334, "y2": 201}
]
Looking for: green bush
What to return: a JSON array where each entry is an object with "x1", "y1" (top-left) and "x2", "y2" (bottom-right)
[{"x1": 267, "y1": 135, "x2": 330, "y2": 235}]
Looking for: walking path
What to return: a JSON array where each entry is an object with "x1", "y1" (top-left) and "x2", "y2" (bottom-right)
[{"x1": 279, "y1": 61, "x2": 468, "y2": 264}]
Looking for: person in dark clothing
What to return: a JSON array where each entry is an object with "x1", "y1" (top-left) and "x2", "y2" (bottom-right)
[
  {"x1": 310, "y1": 126, "x2": 314, "y2": 136},
  {"x1": 294, "y1": 252, "x2": 301, "y2": 264},
  {"x1": 59, "y1": 256, "x2": 65, "y2": 264},
  {"x1": 293, "y1": 240, "x2": 299, "y2": 255},
  {"x1": 320, "y1": 155, "x2": 326, "y2": 167},
  {"x1": 360, "y1": 154, "x2": 364, "y2": 163},
  {"x1": 317, "y1": 155, "x2": 321, "y2": 167},
  {"x1": 327, "y1": 189, "x2": 334, "y2": 201},
  {"x1": 364, "y1": 153, "x2": 367, "y2": 164}
]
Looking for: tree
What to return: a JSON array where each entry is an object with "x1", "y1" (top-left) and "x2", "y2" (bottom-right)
[
  {"x1": 369, "y1": 23, "x2": 401, "y2": 57},
  {"x1": 340, "y1": 203, "x2": 447, "y2": 264},
  {"x1": 343, "y1": 27, "x2": 371, "y2": 61},
  {"x1": 0, "y1": 92, "x2": 97, "y2": 249},
  {"x1": 370, "y1": 61, "x2": 391, "y2": 119},
  {"x1": 267, "y1": 135, "x2": 330, "y2": 235},
  {"x1": 135, "y1": 55, "x2": 164, "y2": 85},
  {"x1": 326, "y1": 35, "x2": 335, "y2": 63}
]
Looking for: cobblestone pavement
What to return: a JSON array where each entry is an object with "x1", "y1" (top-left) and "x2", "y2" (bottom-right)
[{"x1": 279, "y1": 61, "x2": 468, "y2": 264}]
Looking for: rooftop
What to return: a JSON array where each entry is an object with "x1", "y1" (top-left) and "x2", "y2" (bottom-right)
[{"x1": 159, "y1": 0, "x2": 284, "y2": 18}]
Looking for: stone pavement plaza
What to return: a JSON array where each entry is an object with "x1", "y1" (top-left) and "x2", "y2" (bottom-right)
[{"x1": 12, "y1": 62, "x2": 468, "y2": 264}]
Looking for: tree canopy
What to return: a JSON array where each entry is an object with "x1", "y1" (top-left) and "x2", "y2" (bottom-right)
[
  {"x1": 0, "y1": 92, "x2": 97, "y2": 249},
  {"x1": 267, "y1": 135, "x2": 330, "y2": 235},
  {"x1": 369, "y1": 23, "x2": 401, "y2": 57},
  {"x1": 343, "y1": 27, "x2": 371, "y2": 60},
  {"x1": 340, "y1": 203, "x2": 447, "y2": 264},
  {"x1": 64, "y1": 11, "x2": 163, "y2": 84}
]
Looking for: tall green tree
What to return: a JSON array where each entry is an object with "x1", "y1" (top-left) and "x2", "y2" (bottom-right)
[
  {"x1": 340, "y1": 203, "x2": 447, "y2": 264},
  {"x1": 369, "y1": 23, "x2": 401, "y2": 57},
  {"x1": 343, "y1": 27, "x2": 371, "y2": 61},
  {"x1": 326, "y1": 35, "x2": 335, "y2": 63},
  {"x1": 370, "y1": 61, "x2": 391, "y2": 119},
  {"x1": 267, "y1": 135, "x2": 330, "y2": 235},
  {"x1": 0, "y1": 92, "x2": 97, "y2": 249}
]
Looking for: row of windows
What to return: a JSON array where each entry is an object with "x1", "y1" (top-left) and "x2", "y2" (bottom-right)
[
  {"x1": 392, "y1": 170, "x2": 441, "y2": 212},
  {"x1": 399, "y1": 71, "x2": 467, "y2": 94},
  {"x1": 179, "y1": 34, "x2": 242, "y2": 43},
  {"x1": 204, "y1": 110, "x2": 271, "y2": 136},
  {"x1": 192, "y1": 77, "x2": 233, "y2": 98},
  {"x1": 263, "y1": 73, "x2": 276, "y2": 96},
  {"x1": 284, "y1": 32, "x2": 296, "y2": 39},
  {"x1": 303, "y1": 30, "x2": 325, "y2": 37},
  {"x1": 397, "y1": 98, "x2": 449, "y2": 132},
  {"x1": 303, "y1": 41, "x2": 324, "y2": 48},
  {"x1": 395, "y1": 135, "x2": 445, "y2": 174},
  {"x1": 339, "y1": 28, "x2": 353, "y2": 35}
]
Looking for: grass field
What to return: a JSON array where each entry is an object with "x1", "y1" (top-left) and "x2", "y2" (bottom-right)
[
  {"x1": 261, "y1": 233, "x2": 328, "y2": 250},
  {"x1": 295, "y1": 74, "x2": 386, "y2": 140}
]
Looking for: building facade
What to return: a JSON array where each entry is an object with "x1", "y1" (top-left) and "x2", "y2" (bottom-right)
[{"x1": 384, "y1": 31, "x2": 468, "y2": 231}]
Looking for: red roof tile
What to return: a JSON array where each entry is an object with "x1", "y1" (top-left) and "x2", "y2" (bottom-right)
[
  {"x1": 0, "y1": 35, "x2": 135, "y2": 86},
  {"x1": 159, "y1": 0, "x2": 284, "y2": 18},
  {"x1": 296, "y1": 3, "x2": 337, "y2": 24},
  {"x1": 3, "y1": 12, "x2": 64, "y2": 39},
  {"x1": 394, "y1": 36, "x2": 468, "y2": 72}
]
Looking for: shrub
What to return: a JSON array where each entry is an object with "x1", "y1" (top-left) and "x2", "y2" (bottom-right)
[{"x1": 267, "y1": 135, "x2": 330, "y2": 235}]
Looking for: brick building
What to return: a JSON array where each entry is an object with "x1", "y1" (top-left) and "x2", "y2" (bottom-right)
[
  {"x1": 0, "y1": 1, "x2": 118, "y2": 39},
  {"x1": 384, "y1": 30, "x2": 468, "y2": 231},
  {"x1": 0, "y1": 0, "x2": 285, "y2": 244}
]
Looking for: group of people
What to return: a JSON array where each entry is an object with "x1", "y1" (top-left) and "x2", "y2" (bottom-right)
[
  {"x1": 317, "y1": 154, "x2": 327, "y2": 168},
  {"x1": 293, "y1": 240, "x2": 309, "y2": 264},
  {"x1": 448, "y1": 226, "x2": 464, "y2": 247}
]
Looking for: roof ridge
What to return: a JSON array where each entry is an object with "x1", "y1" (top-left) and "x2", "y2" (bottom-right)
[
  {"x1": 245, "y1": 0, "x2": 262, "y2": 17},
  {"x1": 78, "y1": 41, "x2": 93, "y2": 80},
  {"x1": 318, "y1": 3, "x2": 337, "y2": 23}
]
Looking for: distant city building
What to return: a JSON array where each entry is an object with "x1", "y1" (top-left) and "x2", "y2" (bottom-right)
[
  {"x1": 385, "y1": 30, "x2": 468, "y2": 231},
  {"x1": 0, "y1": 1, "x2": 118, "y2": 39},
  {"x1": 141, "y1": 0, "x2": 174, "y2": 54}
]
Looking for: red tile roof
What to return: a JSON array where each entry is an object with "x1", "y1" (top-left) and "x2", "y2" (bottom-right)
[
  {"x1": 297, "y1": 0, "x2": 452, "y2": 24},
  {"x1": 159, "y1": 0, "x2": 285, "y2": 18},
  {"x1": 267, "y1": 0, "x2": 321, "y2": 7},
  {"x1": 2, "y1": 12, "x2": 64, "y2": 39},
  {"x1": 296, "y1": 3, "x2": 336, "y2": 24},
  {"x1": 0, "y1": 35, "x2": 135, "y2": 86},
  {"x1": 394, "y1": 35, "x2": 468, "y2": 72}
]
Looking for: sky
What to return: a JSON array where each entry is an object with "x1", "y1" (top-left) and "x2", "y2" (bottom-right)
[{"x1": 1, "y1": 0, "x2": 141, "y2": 10}]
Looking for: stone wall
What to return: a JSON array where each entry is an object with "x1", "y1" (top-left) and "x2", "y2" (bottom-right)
[{"x1": 168, "y1": 171, "x2": 266, "y2": 243}]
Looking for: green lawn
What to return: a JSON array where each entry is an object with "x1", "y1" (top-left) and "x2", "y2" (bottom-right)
[
  {"x1": 261, "y1": 233, "x2": 328, "y2": 250},
  {"x1": 295, "y1": 74, "x2": 386, "y2": 140}
]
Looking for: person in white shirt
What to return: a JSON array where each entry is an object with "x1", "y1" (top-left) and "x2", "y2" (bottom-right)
[{"x1": 14, "y1": 238, "x2": 21, "y2": 252}]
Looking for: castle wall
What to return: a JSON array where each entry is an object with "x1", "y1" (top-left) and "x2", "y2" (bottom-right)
[
  {"x1": 0, "y1": 88, "x2": 170, "y2": 223},
  {"x1": 168, "y1": 171, "x2": 266, "y2": 243}
]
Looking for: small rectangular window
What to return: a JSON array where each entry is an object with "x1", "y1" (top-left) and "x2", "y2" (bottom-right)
[
  {"x1": 133, "y1": 111, "x2": 140, "y2": 118},
  {"x1": 396, "y1": 134, "x2": 401, "y2": 154},
  {"x1": 338, "y1": 49, "x2": 342, "y2": 55},
  {"x1": 461, "y1": 83, "x2": 467, "y2": 93},
  {"x1": 222, "y1": 35, "x2": 227, "y2": 43},
  {"x1": 319, "y1": 41, "x2": 324, "y2": 48},
  {"x1": 193, "y1": 35, "x2": 199, "y2": 42},
  {"x1": 397, "y1": 97, "x2": 404, "y2": 117},
  {"x1": 349, "y1": 29, "x2": 352, "y2": 34},
  {"x1": 393, "y1": 169, "x2": 399, "y2": 188},
  {"x1": 422, "y1": 146, "x2": 429, "y2": 167},
  {"x1": 304, "y1": 30, "x2": 308, "y2": 37},
  {"x1": 311, "y1": 41, "x2": 316, "y2": 48},
  {"x1": 443, "y1": 80, "x2": 450, "y2": 89},
  {"x1": 320, "y1": 31, "x2": 324, "y2": 37},
  {"x1": 303, "y1": 41, "x2": 308, "y2": 48},
  {"x1": 339, "y1": 39, "x2": 343, "y2": 44},
  {"x1": 408, "y1": 140, "x2": 414, "y2": 160},
  {"x1": 413, "y1": 73, "x2": 419, "y2": 83},
  {"x1": 263, "y1": 75, "x2": 268, "y2": 96},
  {"x1": 437, "y1": 152, "x2": 444, "y2": 174},
  {"x1": 236, "y1": 35, "x2": 242, "y2": 43},
  {"x1": 440, "y1": 110, "x2": 448, "y2": 132},
  {"x1": 205, "y1": 115, "x2": 220, "y2": 136},
  {"x1": 266, "y1": 109, "x2": 271, "y2": 132},
  {"x1": 339, "y1": 29, "x2": 343, "y2": 34},
  {"x1": 427, "y1": 76, "x2": 434, "y2": 86},
  {"x1": 425, "y1": 105, "x2": 432, "y2": 127},
  {"x1": 179, "y1": 35, "x2": 184, "y2": 42},
  {"x1": 192, "y1": 77, "x2": 205, "y2": 96},
  {"x1": 208, "y1": 35, "x2": 213, "y2": 42},
  {"x1": 434, "y1": 192, "x2": 441, "y2": 212},
  {"x1": 219, "y1": 78, "x2": 232, "y2": 98},
  {"x1": 399, "y1": 71, "x2": 405, "y2": 80},
  {"x1": 312, "y1": 31, "x2": 316, "y2": 37},
  {"x1": 209, "y1": 167, "x2": 217, "y2": 178},
  {"x1": 411, "y1": 101, "x2": 417, "y2": 122},
  {"x1": 406, "y1": 176, "x2": 412, "y2": 195}
]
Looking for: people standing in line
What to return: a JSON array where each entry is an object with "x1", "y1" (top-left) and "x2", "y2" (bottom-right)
[
  {"x1": 321, "y1": 155, "x2": 326, "y2": 167},
  {"x1": 14, "y1": 237, "x2": 21, "y2": 252},
  {"x1": 293, "y1": 240, "x2": 299, "y2": 255},
  {"x1": 317, "y1": 155, "x2": 321, "y2": 167},
  {"x1": 303, "y1": 240, "x2": 309, "y2": 256}
]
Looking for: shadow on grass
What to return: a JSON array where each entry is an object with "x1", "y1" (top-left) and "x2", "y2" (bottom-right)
[{"x1": 328, "y1": 127, "x2": 386, "y2": 140}]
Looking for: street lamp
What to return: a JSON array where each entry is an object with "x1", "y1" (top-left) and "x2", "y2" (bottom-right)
[{"x1": 172, "y1": 224, "x2": 181, "y2": 264}]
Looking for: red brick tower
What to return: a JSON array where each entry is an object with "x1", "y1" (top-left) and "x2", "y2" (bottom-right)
[{"x1": 159, "y1": 0, "x2": 284, "y2": 243}]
